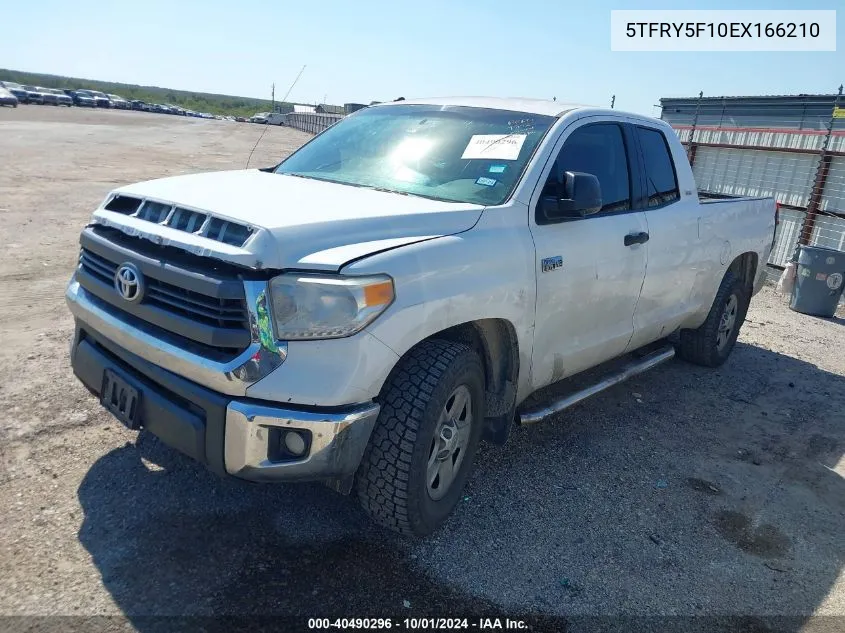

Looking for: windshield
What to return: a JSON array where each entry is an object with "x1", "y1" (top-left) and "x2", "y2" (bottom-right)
[
  {"x1": 274, "y1": 104, "x2": 555, "y2": 205},
  {"x1": 23, "y1": 85, "x2": 38, "y2": 91}
]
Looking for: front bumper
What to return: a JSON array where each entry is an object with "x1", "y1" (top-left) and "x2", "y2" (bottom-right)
[{"x1": 68, "y1": 280, "x2": 380, "y2": 483}]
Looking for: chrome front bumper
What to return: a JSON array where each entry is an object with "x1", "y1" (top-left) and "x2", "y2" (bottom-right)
[
  {"x1": 225, "y1": 401, "x2": 380, "y2": 481},
  {"x1": 66, "y1": 278, "x2": 286, "y2": 397},
  {"x1": 67, "y1": 277, "x2": 380, "y2": 482}
]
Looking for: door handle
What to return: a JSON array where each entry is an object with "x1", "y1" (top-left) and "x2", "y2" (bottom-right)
[{"x1": 624, "y1": 232, "x2": 650, "y2": 246}]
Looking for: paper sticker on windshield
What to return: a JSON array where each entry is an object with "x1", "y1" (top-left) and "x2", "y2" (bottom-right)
[
  {"x1": 476, "y1": 177, "x2": 497, "y2": 187},
  {"x1": 461, "y1": 134, "x2": 527, "y2": 160},
  {"x1": 489, "y1": 165, "x2": 507, "y2": 174}
]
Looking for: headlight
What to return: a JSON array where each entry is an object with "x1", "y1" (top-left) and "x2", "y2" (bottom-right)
[{"x1": 268, "y1": 273, "x2": 394, "y2": 340}]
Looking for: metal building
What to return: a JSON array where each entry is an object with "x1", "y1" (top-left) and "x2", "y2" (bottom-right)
[
  {"x1": 316, "y1": 103, "x2": 345, "y2": 115},
  {"x1": 660, "y1": 91, "x2": 845, "y2": 269},
  {"x1": 344, "y1": 102, "x2": 367, "y2": 115}
]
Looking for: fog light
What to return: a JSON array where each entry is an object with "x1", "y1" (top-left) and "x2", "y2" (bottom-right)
[{"x1": 283, "y1": 430, "x2": 307, "y2": 456}]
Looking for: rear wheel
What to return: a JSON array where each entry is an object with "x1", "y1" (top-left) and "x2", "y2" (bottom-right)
[
  {"x1": 677, "y1": 271, "x2": 749, "y2": 367},
  {"x1": 356, "y1": 339, "x2": 485, "y2": 536}
]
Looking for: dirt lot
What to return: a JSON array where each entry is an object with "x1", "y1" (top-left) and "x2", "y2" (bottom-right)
[{"x1": 1, "y1": 106, "x2": 845, "y2": 633}]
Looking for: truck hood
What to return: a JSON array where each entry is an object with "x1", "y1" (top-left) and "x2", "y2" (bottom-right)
[{"x1": 92, "y1": 169, "x2": 484, "y2": 271}]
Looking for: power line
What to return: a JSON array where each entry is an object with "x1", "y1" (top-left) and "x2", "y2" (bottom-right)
[{"x1": 245, "y1": 65, "x2": 307, "y2": 169}]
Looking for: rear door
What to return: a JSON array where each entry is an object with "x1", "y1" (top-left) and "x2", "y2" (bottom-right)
[
  {"x1": 529, "y1": 119, "x2": 649, "y2": 388},
  {"x1": 626, "y1": 124, "x2": 704, "y2": 351}
]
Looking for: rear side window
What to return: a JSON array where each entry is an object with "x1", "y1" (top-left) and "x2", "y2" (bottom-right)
[
  {"x1": 551, "y1": 123, "x2": 631, "y2": 213},
  {"x1": 636, "y1": 126, "x2": 679, "y2": 207}
]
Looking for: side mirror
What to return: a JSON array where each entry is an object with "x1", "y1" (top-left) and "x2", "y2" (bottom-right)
[{"x1": 540, "y1": 171, "x2": 602, "y2": 222}]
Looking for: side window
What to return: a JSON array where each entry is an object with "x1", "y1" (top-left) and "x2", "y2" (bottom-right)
[
  {"x1": 545, "y1": 123, "x2": 631, "y2": 213},
  {"x1": 636, "y1": 126, "x2": 680, "y2": 207}
]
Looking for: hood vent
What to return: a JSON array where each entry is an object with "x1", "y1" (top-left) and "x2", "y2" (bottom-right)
[
  {"x1": 204, "y1": 217, "x2": 253, "y2": 246},
  {"x1": 167, "y1": 207, "x2": 208, "y2": 232},
  {"x1": 137, "y1": 201, "x2": 171, "y2": 223},
  {"x1": 104, "y1": 195, "x2": 142, "y2": 215},
  {"x1": 101, "y1": 195, "x2": 255, "y2": 247}
]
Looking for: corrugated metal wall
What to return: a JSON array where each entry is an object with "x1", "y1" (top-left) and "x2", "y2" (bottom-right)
[
  {"x1": 693, "y1": 128, "x2": 825, "y2": 152},
  {"x1": 284, "y1": 112, "x2": 344, "y2": 135},
  {"x1": 769, "y1": 207, "x2": 807, "y2": 267},
  {"x1": 662, "y1": 94, "x2": 845, "y2": 270},
  {"x1": 811, "y1": 214, "x2": 845, "y2": 252},
  {"x1": 692, "y1": 147, "x2": 818, "y2": 207},
  {"x1": 820, "y1": 156, "x2": 845, "y2": 212}
]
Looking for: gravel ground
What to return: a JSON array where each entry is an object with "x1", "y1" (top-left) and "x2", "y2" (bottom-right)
[{"x1": 1, "y1": 106, "x2": 845, "y2": 633}]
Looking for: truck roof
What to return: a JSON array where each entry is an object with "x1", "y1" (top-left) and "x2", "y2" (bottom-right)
[{"x1": 372, "y1": 96, "x2": 586, "y2": 117}]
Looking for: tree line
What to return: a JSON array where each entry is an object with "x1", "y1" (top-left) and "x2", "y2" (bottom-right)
[{"x1": 0, "y1": 68, "x2": 292, "y2": 117}]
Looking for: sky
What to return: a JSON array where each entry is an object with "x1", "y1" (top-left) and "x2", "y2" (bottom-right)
[{"x1": 0, "y1": 0, "x2": 841, "y2": 116}]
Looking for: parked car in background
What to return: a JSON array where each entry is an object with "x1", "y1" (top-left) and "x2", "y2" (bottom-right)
[
  {"x1": 266, "y1": 112, "x2": 286, "y2": 126},
  {"x1": 107, "y1": 94, "x2": 130, "y2": 110},
  {"x1": 0, "y1": 87, "x2": 19, "y2": 107},
  {"x1": 21, "y1": 85, "x2": 46, "y2": 104},
  {"x1": 74, "y1": 90, "x2": 107, "y2": 107},
  {"x1": 0, "y1": 81, "x2": 29, "y2": 103},
  {"x1": 46, "y1": 89, "x2": 73, "y2": 106},
  {"x1": 36, "y1": 87, "x2": 60, "y2": 106},
  {"x1": 67, "y1": 90, "x2": 96, "y2": 107},
  {"x1": 250, "y1": 112, "x2": 269, "y2": 124},
  {"x1": 130, "y1": 100, "x2": 150, "y2": 112},
  {"x1": 235, "y1": 116, "x2": 247, "y2": 122},
  {"x1": 85, "y1": 90, "x2": 111, "y2": 108}
]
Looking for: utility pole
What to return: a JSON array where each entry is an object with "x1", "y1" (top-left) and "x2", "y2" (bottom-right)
[{"x1": 271, "y1": 83, "x2": 275, "y2": 112}]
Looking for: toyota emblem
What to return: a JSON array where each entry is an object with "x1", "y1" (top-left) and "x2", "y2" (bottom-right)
[{"x1": 114, "y1": 263, "x2": 144, "y2": 302}]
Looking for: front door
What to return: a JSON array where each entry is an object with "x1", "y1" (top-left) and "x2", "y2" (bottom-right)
[{"x1": 529, "y1": 120, "x2": 648, "y2": 389}]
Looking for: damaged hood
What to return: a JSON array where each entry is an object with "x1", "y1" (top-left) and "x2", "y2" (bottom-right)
[{"x1": 92, "y1": 169, "x2": 484, "y2": 270}]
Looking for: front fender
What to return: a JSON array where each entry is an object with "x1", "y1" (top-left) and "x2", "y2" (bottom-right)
[{"x1": 343, "y1": 206, "x2": 537, "y2": 403}]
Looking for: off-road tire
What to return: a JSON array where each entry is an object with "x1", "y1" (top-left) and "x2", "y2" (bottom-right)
[
  {"x1": 356, "y1": 339, "x2": 485, "y2": 536},
  {"x1": 677, "y1": 271, "x2": 749, "y2": 367}
]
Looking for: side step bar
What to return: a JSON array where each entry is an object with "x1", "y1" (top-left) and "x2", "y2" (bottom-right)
[{"x1": 519, "y1": 346, "x2": 676, "y2": 425}]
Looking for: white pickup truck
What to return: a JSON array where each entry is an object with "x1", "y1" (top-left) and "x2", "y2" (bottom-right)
[{"x1": 66, "y1": 97, "x2": 776, "y2": 536}]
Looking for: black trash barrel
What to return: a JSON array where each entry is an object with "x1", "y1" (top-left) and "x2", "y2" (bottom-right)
[{"x1": 790, "y1": 244, "x2": 845, "y2": 318}]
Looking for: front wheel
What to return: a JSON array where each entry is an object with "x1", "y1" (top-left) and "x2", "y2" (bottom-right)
[
  {"x1": 677, "y1": 271, "x2": 749, "y2": 367},
  {"x1": 356, "y1": 339, "x2": 485, "y2": 536}
]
